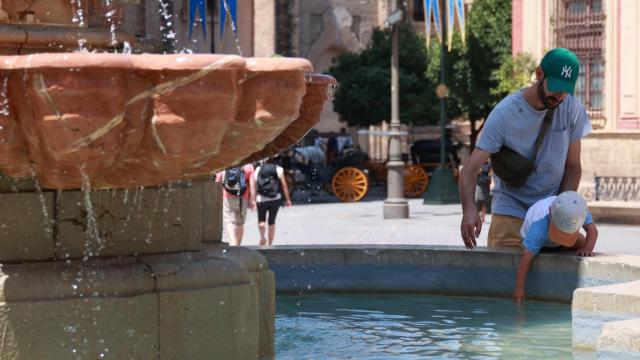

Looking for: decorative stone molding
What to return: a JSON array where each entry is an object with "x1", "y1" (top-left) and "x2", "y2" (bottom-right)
[{"x1": 0, "y1": 53, "x2": 335, "y2": 189}]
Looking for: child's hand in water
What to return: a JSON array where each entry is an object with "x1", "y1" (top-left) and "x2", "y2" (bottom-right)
[{"x1": 513, "y1": 287, "x2": 525, "y2": 304}]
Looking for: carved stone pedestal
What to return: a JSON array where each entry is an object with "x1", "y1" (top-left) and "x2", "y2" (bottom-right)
[{"x1": 0, "y1": 180, "x2": 274, "y2": 359}]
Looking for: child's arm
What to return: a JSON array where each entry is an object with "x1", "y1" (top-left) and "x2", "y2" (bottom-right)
[
  {"x1": 514, "y1": 250, "x2": 536, "y2": 304},
  {"x1": 577, "y1": 223, "x2": 598, "y2": 257}
]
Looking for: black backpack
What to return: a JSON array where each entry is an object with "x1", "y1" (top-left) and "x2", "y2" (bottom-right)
[
  {"x1": 257, "y1": 164, "x2": 280, "y2": 198},
  {"x1": 223, "y1": 167, "x2": 247, "y2": 196}
]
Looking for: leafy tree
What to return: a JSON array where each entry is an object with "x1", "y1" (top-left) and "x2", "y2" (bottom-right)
[
  {"x1": 328, "y1": 25, "x2": 437, "y2": 128},
  {"x1": 329, "y1": 0, "x2": 529, "y2": 152},
  {"x1": 491, "y1": 52, "x2": 537, "y2": 96},
  {"x1": 460, "y1": 0, "x2": 513, "y2": 149}
]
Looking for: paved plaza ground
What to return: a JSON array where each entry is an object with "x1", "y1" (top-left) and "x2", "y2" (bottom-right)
[{"x1": 238, "y1": 186, "x2": 640, "y2": 255}]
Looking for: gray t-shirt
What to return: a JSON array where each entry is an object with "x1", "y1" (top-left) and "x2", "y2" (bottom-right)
[{"x1": 476, "y1": 91, "x2": 592, "y2": 219}]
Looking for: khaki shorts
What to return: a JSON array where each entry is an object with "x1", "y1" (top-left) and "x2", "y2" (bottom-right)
[
  {"x1": 488, "y1": 214, "x2": 524, "y2": 249},
  {"x1": 223, "y1": 197, "x2": 248, "y2": 225}
]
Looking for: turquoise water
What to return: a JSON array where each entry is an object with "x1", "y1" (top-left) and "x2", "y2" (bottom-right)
[{"x1": 276, "y1": 294, "x2": 593, "y2": 360}]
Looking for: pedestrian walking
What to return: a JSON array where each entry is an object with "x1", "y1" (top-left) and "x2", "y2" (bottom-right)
[
  {"x1": 215, "y1": 164, "x2": 255, "y2": 246},
  {"x1": 252, "y1": 159, "x2": 292, "y2": 245}
]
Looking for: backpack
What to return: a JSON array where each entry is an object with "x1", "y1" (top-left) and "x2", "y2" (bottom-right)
[
  {"x1": 257, "y1": 164, "x2": 280, "y2": 198},
  {"x1": 223, "y1": 166, "x2": 247, "y2": 196}
]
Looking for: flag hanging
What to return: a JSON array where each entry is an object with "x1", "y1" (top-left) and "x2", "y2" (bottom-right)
[
  {"x1": 447, "y1": 0, "x2": 455, "y2": 51},
  {"x1": 220, "y1": 0, "x2": 238, "y2": 39},
  {"x1": 432, "y1": 0, "x2": 442, "y2": 43},
  {"x1": 188, "y1": 0, "x2": 207, "y2": 39},
  {"x1": 455, "y1": 0, "x2": 466, "y2": 46},
  {"x1": 423, "y1": 0, "x2": 432, "y2": 46}
]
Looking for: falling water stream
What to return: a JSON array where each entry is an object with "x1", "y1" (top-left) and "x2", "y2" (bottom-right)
[{"x1": 71, "y1": 0, "x2": 85, "y2": 27}]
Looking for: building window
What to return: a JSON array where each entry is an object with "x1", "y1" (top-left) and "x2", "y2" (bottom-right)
[{"x1": 553, "y1": 0, "x2": 606, "y2": 129}]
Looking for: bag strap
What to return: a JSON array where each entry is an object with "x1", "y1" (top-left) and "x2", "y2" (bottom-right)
[{"x1": 531, "y1": 107, "x2": 555, "y2": 163}]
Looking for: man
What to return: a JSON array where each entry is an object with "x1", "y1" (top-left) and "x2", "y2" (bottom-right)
[
  {"x1": 336, "y1": 127, "x2": 354, "y2": 155},
  {"x1": 459, "y1": 48, "x2": 592, "y2": 250},
  {"x1": 215, "y1": 163, "x2": 255, "y2": 246},
  {"x1": 289, "y1": 145, "x2": 326, "y2": 194}
]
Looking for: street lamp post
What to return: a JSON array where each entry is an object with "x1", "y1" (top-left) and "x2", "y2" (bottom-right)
[{"x1": 383, "y1": 0, "x2": 409, "y2": 219}]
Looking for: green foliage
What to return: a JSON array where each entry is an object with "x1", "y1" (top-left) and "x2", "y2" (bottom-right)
[
  {"x1": 462, "y1": 0, "x2": 513, "y2": 122},
  {"x1": 491, "y1": 52, "x2": 537, "y2": 96},
  {"x1": 328, "y1": 25, "x2": 436, "y2": 128},
  {"x1": 328, "y1": 0, "x2": 516, "y2": 135}
]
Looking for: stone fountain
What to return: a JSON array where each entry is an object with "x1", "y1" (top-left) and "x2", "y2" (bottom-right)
[{"x1": 0, "y1": 51, "x2": 335, "y2": 359}]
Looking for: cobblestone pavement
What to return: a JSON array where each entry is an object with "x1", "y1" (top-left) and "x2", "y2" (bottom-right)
[{"x1": 237, "y1": 186, "x2": 640, "y2": 255}]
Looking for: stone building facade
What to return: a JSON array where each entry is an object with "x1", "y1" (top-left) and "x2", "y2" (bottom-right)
[
  {"x1": 273, "y1": 0, "x2": 390, "y2": 132},
  {"x1": 513, "y1": 0, "x2": 640, "y2": 196}
]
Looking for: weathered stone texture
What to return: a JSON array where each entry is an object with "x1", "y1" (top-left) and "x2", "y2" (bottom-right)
[
  {"x1": 0, "y1": 191, "x2": 54, "y2": 261},
  {"x1": 0, "y1": 249, "x2": 272, "y2": 359},
  {"x1": 55, "y1": 181, "x2": 221, "y2": 259},
  {"x1": 0, "y1": 53, "x2": 332, "y2": 189}
]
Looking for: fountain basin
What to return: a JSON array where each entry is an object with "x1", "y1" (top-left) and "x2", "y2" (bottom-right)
[
  {"x1": 256, "y1": 245, "x2": 640, "y2": 358},
  {"x1": 0, "y1": 53, "x2": 334, "y2": 189}
]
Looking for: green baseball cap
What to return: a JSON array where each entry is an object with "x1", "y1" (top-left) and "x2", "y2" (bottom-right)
[{"x1": 540, "y1": 48, "x2": 580, "y2": 95}]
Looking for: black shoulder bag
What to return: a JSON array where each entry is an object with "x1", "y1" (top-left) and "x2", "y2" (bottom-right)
[{"x1": 490, "y1": 108, "x2": 554, "y2": 188}]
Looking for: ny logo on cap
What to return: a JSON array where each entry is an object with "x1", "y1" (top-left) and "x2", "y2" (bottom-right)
[{"x1": 561, "y1": 65, "x2": 573, "y2": 79}]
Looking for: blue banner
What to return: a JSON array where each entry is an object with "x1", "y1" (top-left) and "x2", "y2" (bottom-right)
[
  {"x1": 220, "y1": 0, "x2": 238, "y2": 39},
  {"x1": 432, "y1": 0, "x2": 442, "y2": 42},
  {"x1": 424, "y1": 0, "x2": 432, "y2": 45},
  {"x1": 447, "y1": 0, "x2": 455, "y2": 50},
  {"x1": 456, "y1": 0, "x2": 466, "y2": 45},
  {"x1": 188, "y1": 0, "x2": 207, "y2": 39}
]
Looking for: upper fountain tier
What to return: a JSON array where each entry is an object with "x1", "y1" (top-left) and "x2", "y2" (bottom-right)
[{"x1": 0, "y1": 53, "x2": 334, "y2": 189}]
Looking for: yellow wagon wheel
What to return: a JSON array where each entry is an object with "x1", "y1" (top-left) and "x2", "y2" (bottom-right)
[
  {"x1": 404, "y1": 165, "x2": 429, "y2": 198},
  {"x1": 331, "y1": 167, "x2": 369, "y2": 202}
]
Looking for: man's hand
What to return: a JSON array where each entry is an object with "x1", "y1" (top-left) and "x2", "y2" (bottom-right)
[
  {"x1": 460, "y1": 210, "x2": 482, "y2": 249},
  {"x1": 285, "y1": 200, "x2": 292, "y2": 208},
  {"x1": 576, "y1": 247, "x2": 594, "y2": 257},
  {"x1": 513, "y1": 287, "x2": 525, "y2": 304},
  {"x1": 250, "y1": 200, "x2": 257, "y2": 212},
  {"x1": 458, "y1": 148, "x2": 491, "y2": 249}
]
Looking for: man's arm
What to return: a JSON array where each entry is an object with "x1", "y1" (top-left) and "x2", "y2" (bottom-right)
[
  {"x1": 458, "y1": 149, "x2": 491, "y2": 249},
  {"x1": 513, "y1": 250, "x2": 536, "y2": 304},
  {"x1": 560, "y1": 140, "x2": 582, "y2": 192}
]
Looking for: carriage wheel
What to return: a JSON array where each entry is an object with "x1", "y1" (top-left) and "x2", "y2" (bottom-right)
[
  {"x1": 404, "y1": 165, "x2": 429, "y2": 198},
  {"x1": 331, "y1": 167, "x2": 369, "y2": 202}
]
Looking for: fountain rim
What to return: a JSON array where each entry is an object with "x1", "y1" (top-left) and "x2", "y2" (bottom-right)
[{"x1": 0, "y1": 53, "x2": 315, "y2": 72}]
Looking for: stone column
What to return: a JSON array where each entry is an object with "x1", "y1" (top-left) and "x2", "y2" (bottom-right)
[
  {"x1": 0, "y1": 179, "x2": 275, "y2": 359},
  {"x1": 254, "y1": 0, "x2": 277, "y2": 57}
]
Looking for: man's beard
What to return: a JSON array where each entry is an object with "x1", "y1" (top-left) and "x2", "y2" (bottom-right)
[{"x1": 537, "y1": 80, "x2": 562, "y2": 109}]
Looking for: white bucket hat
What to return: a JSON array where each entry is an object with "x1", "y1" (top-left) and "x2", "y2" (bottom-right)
[{"x1": 548, "y1": 191, "x2": 588, "y2": 247}]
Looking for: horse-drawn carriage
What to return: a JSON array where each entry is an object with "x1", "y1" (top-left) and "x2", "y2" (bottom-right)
[
  {"x1": 277, "y1": 135, "x2": 460, "y2": 203},
  {"x1": 276, "y1": 147, "x2": 371, "y2": 202}
]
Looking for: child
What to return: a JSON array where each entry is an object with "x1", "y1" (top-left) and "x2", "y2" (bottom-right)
[{"x1": 513, "y1": 191, "x2": 598, "y2": 303}]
